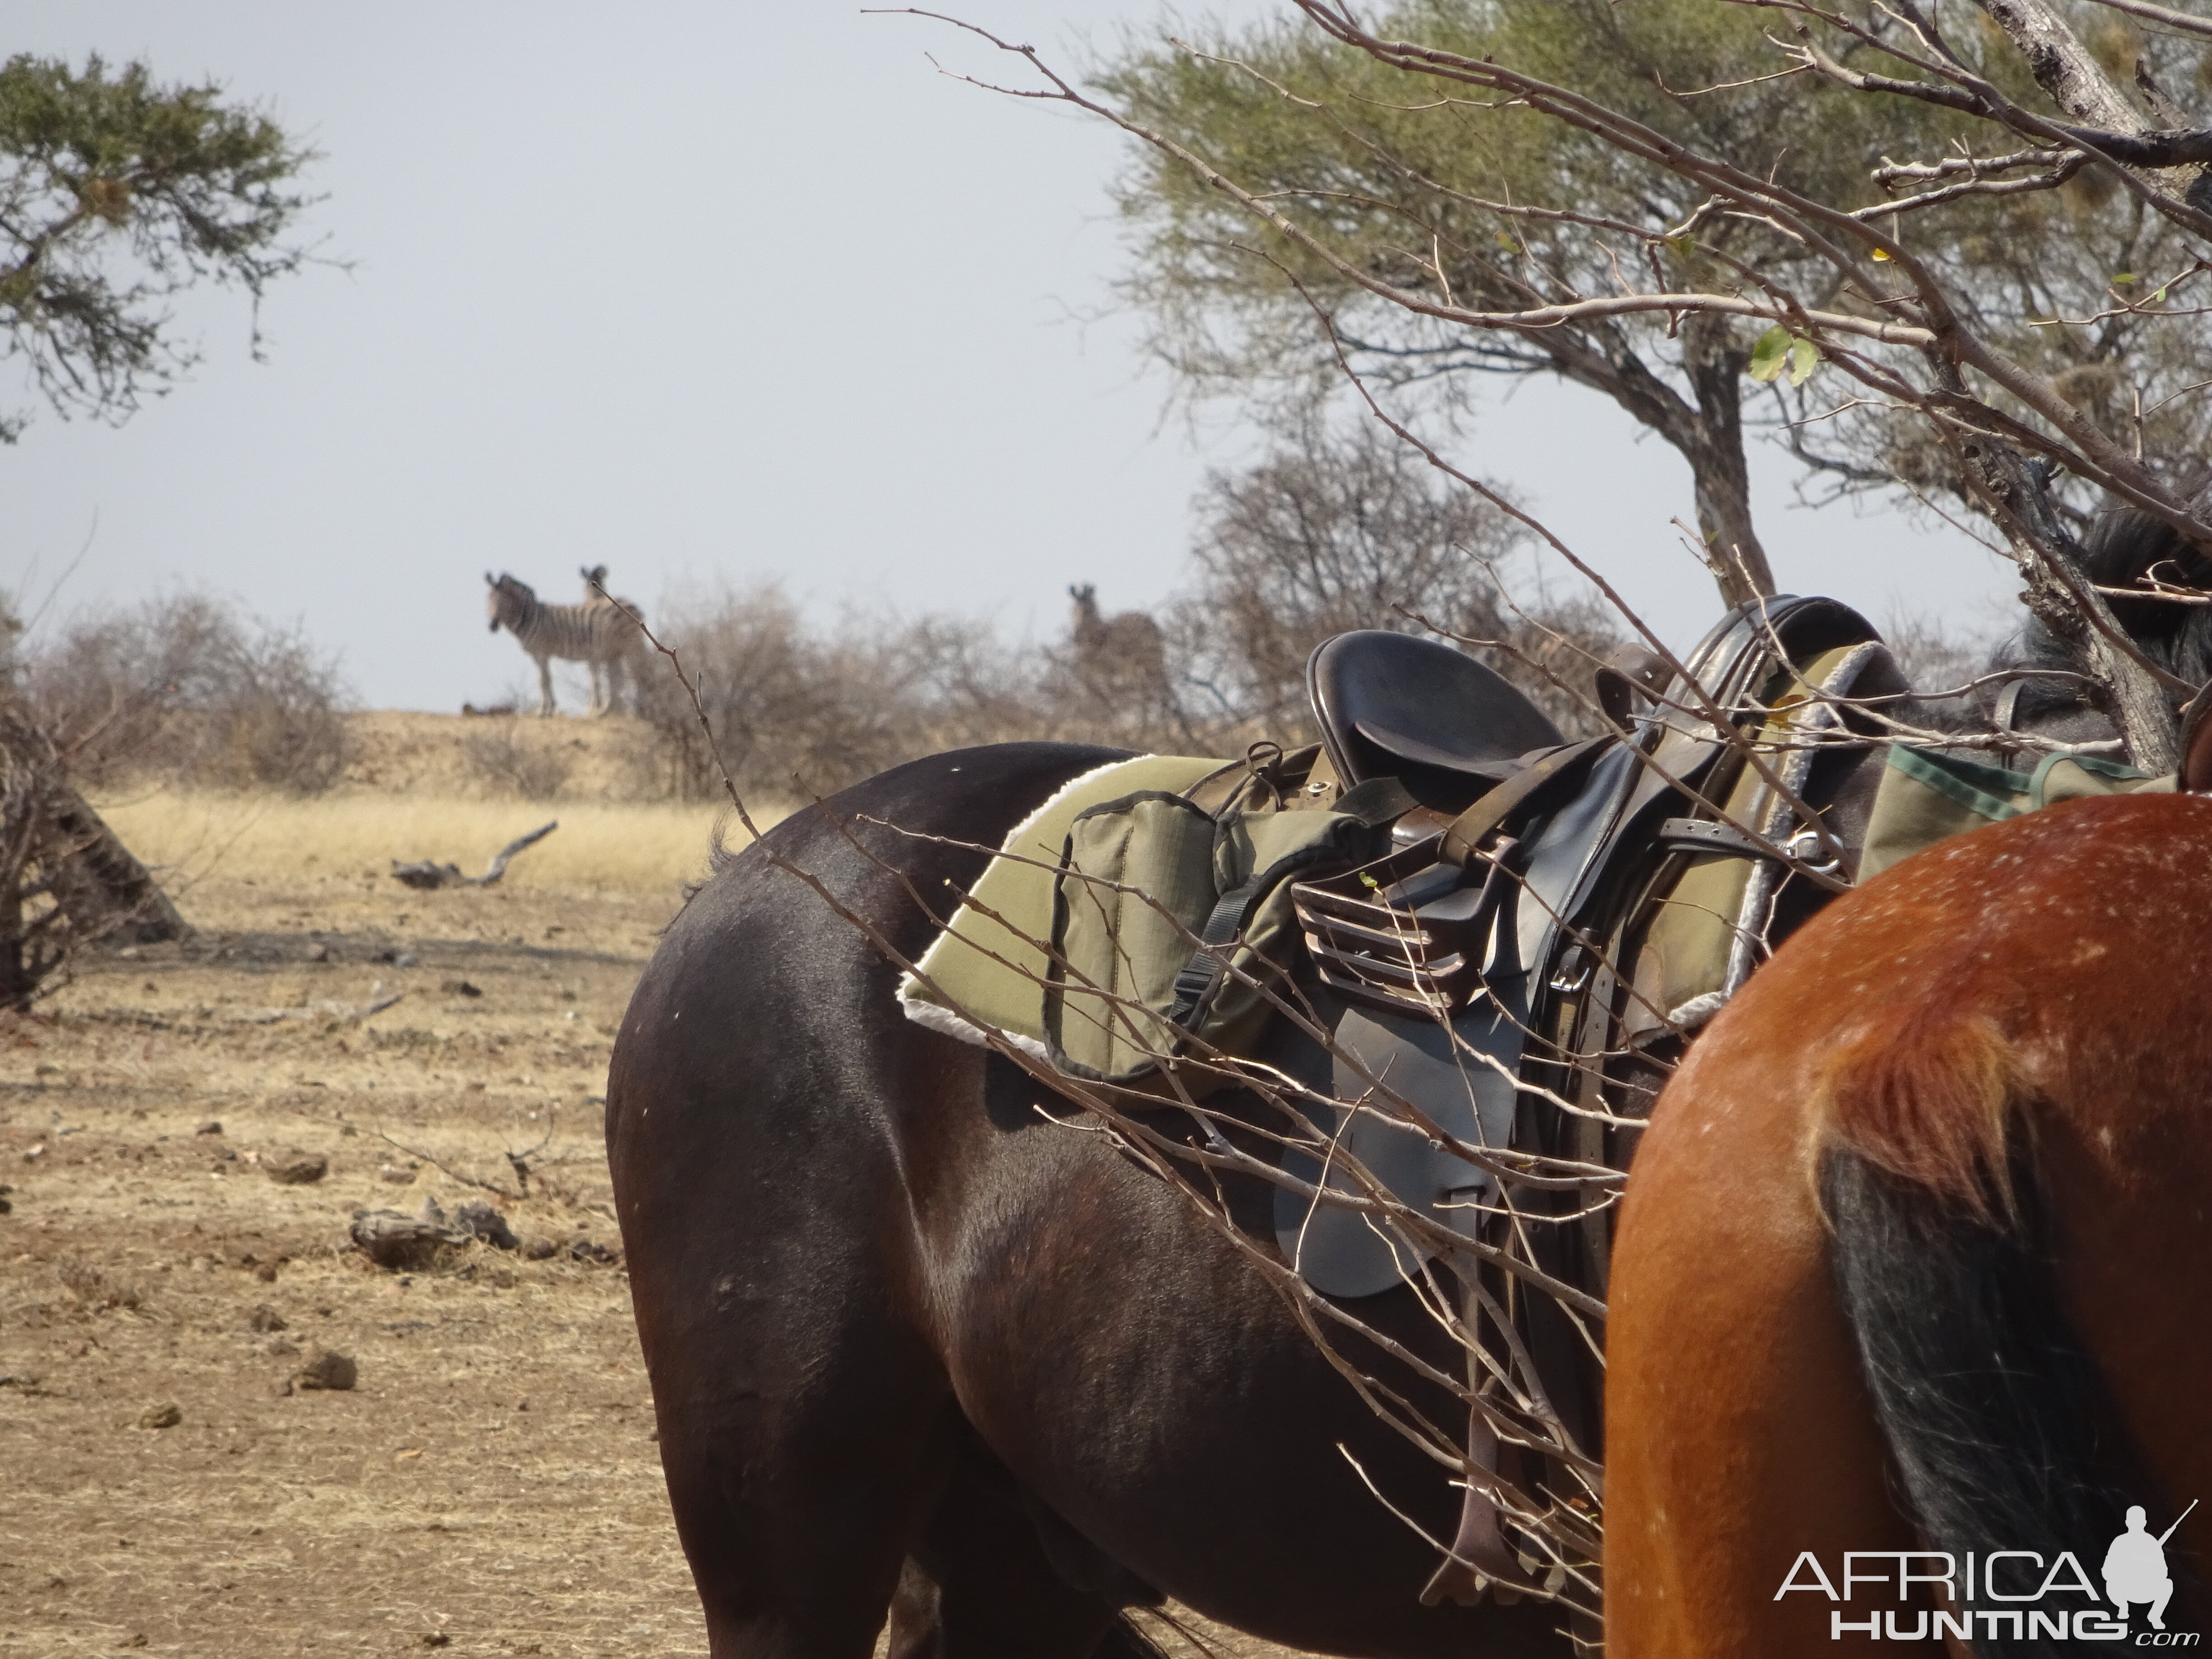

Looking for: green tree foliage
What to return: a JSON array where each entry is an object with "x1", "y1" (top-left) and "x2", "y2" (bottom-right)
[
  {"x1": 1096, "y1": 1, "x2": 2210, "y2": 601},
  {"x1": 0, "y1": 52, "x2": 319, "y2": 441}
]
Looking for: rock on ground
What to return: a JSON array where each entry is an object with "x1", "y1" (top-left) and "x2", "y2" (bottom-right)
[
  {"x1": 291, "y1": 1347, "x2": 357, "y2": 1392},
  {"x1": 262, "y1": 1148, "x2": 329, "y2": 1185}
]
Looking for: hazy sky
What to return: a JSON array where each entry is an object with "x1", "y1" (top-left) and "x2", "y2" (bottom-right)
[{"x1": 2, "y1": 3, "x2": 2019, "y2": 712}]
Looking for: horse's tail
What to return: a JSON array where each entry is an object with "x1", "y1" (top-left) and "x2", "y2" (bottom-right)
[{"x1": 1814, "y1": 1014, "x2": 2135, "y2": 1637}]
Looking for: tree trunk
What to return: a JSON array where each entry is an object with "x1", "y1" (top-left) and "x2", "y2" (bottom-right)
[
  {"x1": 1534, "y1": 320, "x2": 1776, "y2": 609},
  {"x1": 1953, "y1": 422, "x2": 2182, "y2": 770},
  {"x1": 1682, "y1": 317, "x2": 1777, "y2": 607}
]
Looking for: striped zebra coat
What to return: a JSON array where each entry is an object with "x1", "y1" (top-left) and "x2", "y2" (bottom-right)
[{"x1": 485, "y1": 571, "x2": 645, "y2": 717}]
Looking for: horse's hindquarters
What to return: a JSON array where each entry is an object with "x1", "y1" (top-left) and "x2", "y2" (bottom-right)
[{"x1": 1604, "y1": 1016, "x2": 1925, "y2": 1656}]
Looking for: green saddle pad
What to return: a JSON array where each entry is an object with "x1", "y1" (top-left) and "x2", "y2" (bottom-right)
[
  {"x1": 1859, "y1": 745, "x2": 2174, "y2": 881},
  {"x1": 896, "y1": 755, "x2": 1227, "y2": 1055}
]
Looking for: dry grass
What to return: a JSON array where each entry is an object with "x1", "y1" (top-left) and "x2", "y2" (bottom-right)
[
  {"x1": 0, "y1": 711, "x2": 1313, "y2": 1658},
  {"x1": 95, "y1": 791, "x2": 789, "y2": 899}
]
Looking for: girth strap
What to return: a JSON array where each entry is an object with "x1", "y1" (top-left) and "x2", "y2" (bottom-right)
[{"x1": 1654, "y1": 815, "x2": 1783, "y2": 861}]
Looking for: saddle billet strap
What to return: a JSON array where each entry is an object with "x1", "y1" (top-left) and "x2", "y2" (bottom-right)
[
  {"x1": 1653, "y1": 816, "x2": 1782, "y2": 861},
  {"x1": 1439, "y1": 739, "x2": 1609, "y2": 868}
]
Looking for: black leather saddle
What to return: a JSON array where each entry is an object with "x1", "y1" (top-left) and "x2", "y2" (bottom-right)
[
  {"x1": 1306, "y1": 630, "x2": 1566, "y2": 811},
  {"x1": 1671, "y1": 594, "x2": 1889, "y2": 722}
]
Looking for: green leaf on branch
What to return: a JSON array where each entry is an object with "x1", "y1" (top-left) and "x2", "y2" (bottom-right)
[
  {"x1": 1747, "y1": 325, "x2": 1790, "y2": 382},
  {"x1": 1749, "y1": 326, "x2": 1818, "y2": 387},
  {"x1": 1748, "y1": 325, "x2": 1791, "y2": 383}
]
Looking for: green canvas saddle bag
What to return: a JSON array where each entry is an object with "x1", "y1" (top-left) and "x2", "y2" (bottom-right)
[{"x1": 1041, "y1": 781, "x2": 1400, "y2": 1083}]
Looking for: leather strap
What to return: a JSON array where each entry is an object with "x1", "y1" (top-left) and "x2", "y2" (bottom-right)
[
  {"x1": 1991, "y1": 677, "x2": 2027, "y2": 734},
  {"x1": 1654, "y1": 816, "x2": 1780, "y2": 861},
  {"x1": 1439, "y1": 739, "x2": 1607, "y2": 867},
  {"x1": 1334, "y1": 775, "x2": 1419, "y2": 828}
]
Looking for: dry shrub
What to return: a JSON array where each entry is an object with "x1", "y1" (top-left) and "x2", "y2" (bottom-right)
[
  {"x1": 1173, "y1": 425, "x2": 1624, "y2": 743},
  {"x1": 458, "y1": 725, "x2": 574, "y2": 801},
  {"x1": 631, "y1": 439, "x2": 1626, "y2": 801},
  {"x1": 22, "y1": 590, "x2": 352, "y2": 793},
  {"x1": 635, "y1": 586, "x2": 1048, "y2": 801}
]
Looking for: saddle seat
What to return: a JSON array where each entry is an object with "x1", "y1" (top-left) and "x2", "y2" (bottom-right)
[{"x1": 1306, "y1": 630, "x2": 1566, "y2": 810}]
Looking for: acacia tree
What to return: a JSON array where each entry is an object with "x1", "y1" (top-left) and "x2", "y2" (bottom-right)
[
  {"x1": 919, "y1": 0, "x2": 2212, "y2": 770},
  {"x1": 0, "y1": 54, "x2": 319, "y2": 999},
  {"x1": 0, "y1": 52, "x2": 319, "y2": 441},
  {"x1": 1094, "y1": 2, "x2": 2212, "y2": 614}
]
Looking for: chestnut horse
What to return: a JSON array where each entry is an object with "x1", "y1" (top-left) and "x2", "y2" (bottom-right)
[{"x1": 1606, "y1": 791, "x2": 2212, "y2": 1655}]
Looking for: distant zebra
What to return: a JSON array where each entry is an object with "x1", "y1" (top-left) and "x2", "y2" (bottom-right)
[
  {"x1": 1068, "y1": 582, "x2": 1166, "y2": 686},
  {"x1": 484, "y1": 571, "x2": 645, "y2": 717}
]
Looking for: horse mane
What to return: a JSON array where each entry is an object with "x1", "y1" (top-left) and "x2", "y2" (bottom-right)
[{"x1": 2001, "y1": 506, "x2": 2212, "y2": 719}]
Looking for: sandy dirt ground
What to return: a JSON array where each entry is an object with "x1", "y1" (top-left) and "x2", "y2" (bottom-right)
[{"x1": 0, "y1": 728, "x2": 1308, "y2": 1659}]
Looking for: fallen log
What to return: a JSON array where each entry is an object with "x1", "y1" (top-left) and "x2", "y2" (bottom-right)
[
  {"x1": 390, "y1": 820, "x2": 557, "y2": 890},
  {"x1": 348, "y1": 1205, "x2": 466, "y2": 1270}
]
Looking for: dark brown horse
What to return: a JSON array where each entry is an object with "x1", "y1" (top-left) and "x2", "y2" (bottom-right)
[
  {"x1": 606, "y1": 740, "x2": 1584, "y2": 1658},
  {"x1": 608, "y1": 511, "x2": 2212, "y2": 1658},
  {"x1": 1606, "y1": 791, "x2": 2212, "y2": 1656}
]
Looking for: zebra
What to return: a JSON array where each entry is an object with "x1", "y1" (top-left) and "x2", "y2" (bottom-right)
[
  {"x1": 484, "y1": 571, "x2": 645, "y2": 717},
  {"x1": 1068, "y1": 582, "x2": 1167, "y2": 687}
]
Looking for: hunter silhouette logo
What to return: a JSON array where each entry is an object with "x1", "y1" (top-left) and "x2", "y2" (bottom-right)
[
  {"x1": 2107, "y1": 1501, "x2": 2195, "y2": 1633},
  {"x1": 1775, "y1": 1500, "x2": 2199, "y2": 1643}
]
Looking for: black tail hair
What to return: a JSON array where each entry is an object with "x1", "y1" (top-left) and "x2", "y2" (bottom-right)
[{"x1": 1822, "y1": 1143, "x2": 2142, "y2": 1657}]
